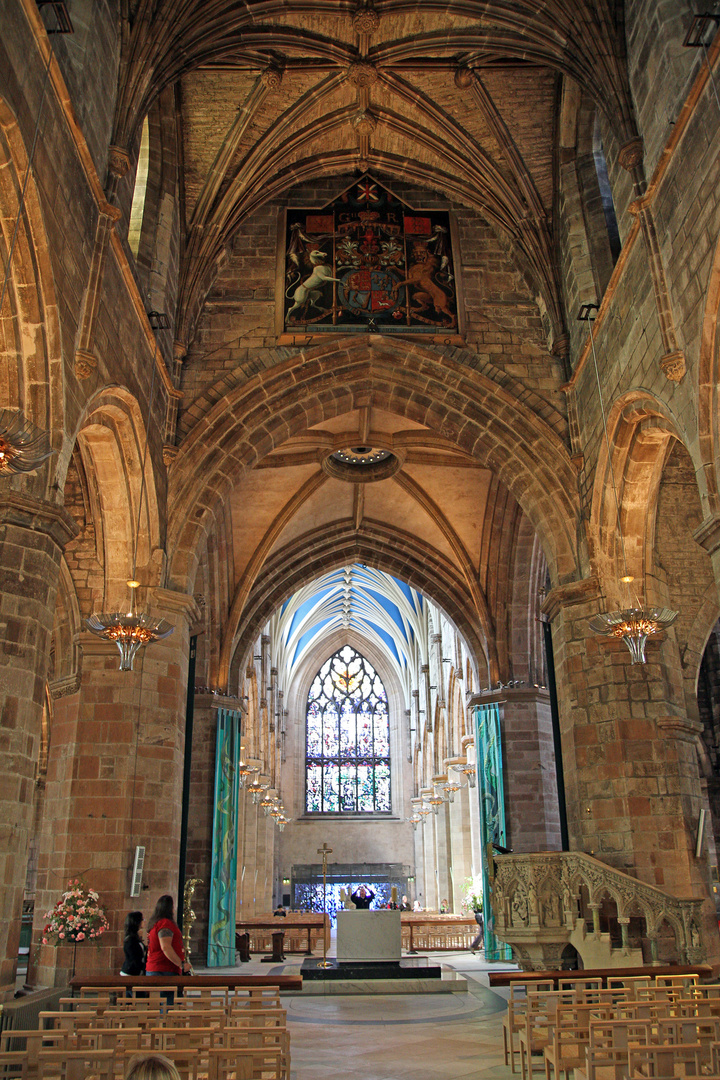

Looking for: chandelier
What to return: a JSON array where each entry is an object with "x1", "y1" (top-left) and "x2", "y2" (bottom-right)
[
  {"x1": 588, "y1": 607, "x2": 679, "y2": 665},
  {"x1": 451, "y1": 762, "x2": 476, "y2": 788},
  {"x1": 0, "y1": 409, "x2": 53, "y2": 474},
  {"x1": 425, "y1": 794, "x2": 445, "y2": 815},
  {"x1": 248, "y1": 778, "x2": 266, "y2": 803},
  {"x1": 579, "y1": 305, "x2": 678, "y2": 662},
  {"x1": 85, "y1": 610, "x2": 173, "y2": 671},
  {"x1": 237, "y1": 748, "x2": 253, "y2": 788},
  {"x1": 443, "y1": 779, "x2": 461, "y2": 803}
]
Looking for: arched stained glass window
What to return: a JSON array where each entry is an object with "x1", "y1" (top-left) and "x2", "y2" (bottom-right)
[{"x1": 306, "y1": 645, "x2": 390, "y2": 813}]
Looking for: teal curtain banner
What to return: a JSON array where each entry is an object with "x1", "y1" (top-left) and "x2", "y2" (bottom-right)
[
  {"x1": 207, "y1": 707, "x2": 242, "y2": 967},
  {"x1": 473, "y1": 702, "x2": 513, "y2": 963}
]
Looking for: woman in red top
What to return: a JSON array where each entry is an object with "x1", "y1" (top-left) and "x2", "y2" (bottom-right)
[{"x1": 146, "y1": 895, "x2": 191, "y2": 976}]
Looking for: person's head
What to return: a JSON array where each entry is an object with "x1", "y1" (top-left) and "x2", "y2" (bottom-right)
[
  {"x1": 125, "y1": 1055, "x2": 181, "y2": 1080},
  {"x1": 148, "y1": 895, "x2": 174, "y2": 930},
  {"x1": 402, "y1": 895, "x2": 408, "y2": 903},
  {"x1": 124, "y1": 911, "x2": 144, "y2": 938},
  {"x1": 357, "y1": 886, "x2": 366, "y2": 897}
]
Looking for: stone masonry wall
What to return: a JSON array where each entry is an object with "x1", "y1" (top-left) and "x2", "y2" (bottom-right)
[{"x1": 177, "y1": 174, "x2": 568, "y2": 440}]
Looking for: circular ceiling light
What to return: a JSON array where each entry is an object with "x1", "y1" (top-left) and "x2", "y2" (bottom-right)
[{"x1": 323, "y1": 443, "x2": 402, "y2": 483}]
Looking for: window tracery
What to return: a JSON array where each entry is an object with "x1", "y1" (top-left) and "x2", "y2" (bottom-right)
[{"x1": 305, "y1": 645, "x2": 390, "y2": 814}]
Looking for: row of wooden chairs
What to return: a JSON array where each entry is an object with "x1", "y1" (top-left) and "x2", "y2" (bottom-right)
[
  {"x1": 505, "y1": 975, "x2": 720, "y2": 1080},
  {"x1": 0, "y1": 986, "x2": 289, "y2": 1080}
]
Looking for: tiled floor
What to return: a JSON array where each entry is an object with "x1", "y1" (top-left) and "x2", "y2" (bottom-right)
[{"x1": 198, "y1": 950, "x2": 517, "y2": 1080}]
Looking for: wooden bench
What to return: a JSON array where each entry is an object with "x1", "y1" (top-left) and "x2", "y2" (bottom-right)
[{"x1": 488, "y1": 964, "x2": 712, "y2": 990}]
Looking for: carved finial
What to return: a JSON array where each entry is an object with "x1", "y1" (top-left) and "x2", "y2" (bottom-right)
[
  {"x1": 347, "y1": 61, "x2": 378, "y2": 87},
  {"x1": 618, "y1": 136, "x2": 644, "y2": 172},
  {"x1": 352, "y1": 3, "x2": 380, "y2": 35},
  {"x1": 74, "y1": 350, "x2": 97, "y2": 380},
  {"x1": 352, "y1": 110, "x2": 377, "y2": 136},
  {"x1": 660, "y1": 349, "x2": 687, "y2": 382},
  {"x1": 107, "y1": 145, "x2": 131, "y2": 180},
  {"x1": 454, "y1": 66, "x2": 474, "y2": 90},
  {"x1": 261, "y1": 65, "x2": 283, "y2": 90}
]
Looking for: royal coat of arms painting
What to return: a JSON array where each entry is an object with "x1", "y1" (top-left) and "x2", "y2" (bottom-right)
[{"x1": 279, "y1": 177, "x2": 461, "y2": 342}]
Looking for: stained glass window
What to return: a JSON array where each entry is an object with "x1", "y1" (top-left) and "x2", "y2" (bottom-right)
[{"x1": 305, "y1": 645, "x2": 391, "y2": 813}]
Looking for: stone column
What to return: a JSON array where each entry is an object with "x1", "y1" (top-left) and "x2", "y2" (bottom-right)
[
  {"x1": 0, "y1": 493, "x2": 76, "y2": 998},
  {"x1": 470, "y1": 687, "x2": 562, "y2": 852},
  {"x1": 543, "y1": 578, "x2": 720, "y2": 963},
  {"x1": 433, "y1": 777, "x2": 453, "y2": 909},
  {"x1": 420, "y1": 790, "x2": 438, "y2": 910},
  {"x1": 32, "y1": 589, "x2": 199, "y2": 986},
  {"x1": 447, "y1": 777, "x2": 473, "y2": 911}
]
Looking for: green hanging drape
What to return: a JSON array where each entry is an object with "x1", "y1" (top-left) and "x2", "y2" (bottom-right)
[
  {"x1": 472, "y1": 702, "x2": 513, "y2": 962},
  {"x1": 207, "y1": 708, "x2": 242, "y2": 967}
]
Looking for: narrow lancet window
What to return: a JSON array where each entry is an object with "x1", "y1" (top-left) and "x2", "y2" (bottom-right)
[{"x1": 305, "y1": 645, "x2": 390, "y2": 813}]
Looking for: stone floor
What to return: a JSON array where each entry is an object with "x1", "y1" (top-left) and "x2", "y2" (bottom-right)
[{"x1": 197, "y1": 948, "x2": 518, "y2": 1080}]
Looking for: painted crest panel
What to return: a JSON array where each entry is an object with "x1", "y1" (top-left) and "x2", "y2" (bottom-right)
[{"x1": 283, "y1": 176, "x2": 458, "y2": 337}]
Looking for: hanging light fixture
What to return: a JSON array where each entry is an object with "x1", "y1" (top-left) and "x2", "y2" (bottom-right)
[
  {"x1": 85, "y1": 311, "x2": 174, "y2": 669},
  {"x1": 260, "y1": 792, "x2": 276, "y2": 816},
  {"x1": 579, "y1": 305, "x2": 679, "y2": 663},
  {"x1": 451, "y1": 762, "x2": 476, "y2": 788},
  {"x1": 409, "y1": 814, "x2": 422, "y2": 830},
  {"x1": 237, "y1": 747, "x2": 252, "y2": 789},
  {"x1": 425, "y1": 793, "x2": 444, "y2": 815},
  {"x1": 249, "y1": 778, "x2": 266, "y2": 804},
  {"x1": 443, "y1": 779, "x2": 461, "y2": 803},
  {"x1": 0, "y1": 410, "x2": 53, "y2": 474}
]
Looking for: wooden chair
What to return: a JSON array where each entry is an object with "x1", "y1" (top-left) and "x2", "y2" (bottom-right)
[
  {"x1": 543, "y1": 1002, "x2": 616, "y2": 1080},
  {"x1": 151, "y1": 1027, "x2": 220, "y2": 1053},
  {"x1": 518, "y1": 990, "x2": 575, "y2": 1080},
  {"x1": 206, "y1": 1052, "x2": 253, "y2": 1080},
  {"x1": 38, "y1": 1012, "x2": 99, "y2": 1032},
  {"x1": 208, "y1": 1047, "x2": 283, "y2": 1080},
  {"x1": 625, "y1": 1041, "x2": 704, "y2": 1078},
  {"x1": 36, "y1": 1047, "x2": 116, "y2": 1080},
  {"x1": 0, "y1": 1050, "x2": 33, "y2": 1080},
  {"x1": 503, "y1": 980, "x2": 554, "y2": 1074},
  {"x1": 573, "y1": 1018, "x2": 655, "y2": 1080},
  {"x1": 163, "y1": 1010, "x2": 227, "y2": 1031}
]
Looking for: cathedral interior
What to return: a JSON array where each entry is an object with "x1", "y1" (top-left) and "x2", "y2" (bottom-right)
[{"x1": 3, "y1": 0, "x2": 720, "y2": 1001}]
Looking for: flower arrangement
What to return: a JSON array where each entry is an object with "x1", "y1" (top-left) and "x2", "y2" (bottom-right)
[
  {"x1": 42, "y1": 879, "x2": 109, "y2": 945},
  {"x1": 460, "y1": 875, "x2": 483, "y2": 913}
]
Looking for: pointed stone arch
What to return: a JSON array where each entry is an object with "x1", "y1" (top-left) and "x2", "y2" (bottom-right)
[
  {"x1": 73, "y1": 387, "x2": 161, "y2": 611},
  {"x1": 0, "y1": 96, "x2": 64, "y2": 489},
  {"x1": 589, "y1": 392, "x2": 684, "y2": 606},
  {"x1": 166, "y1": 338, "x2": 581, "y2": 598},
  {"x1": 223, "y1": 522, "x2": 493, "y2": 698}
]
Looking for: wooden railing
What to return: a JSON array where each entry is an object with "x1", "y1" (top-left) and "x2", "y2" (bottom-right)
[
  {"x1": 236, "y1": 914, "x2": 330, "y2": 954},
  {"x1": 400, "y1": 915, "x2": 476, "y2": 952}
]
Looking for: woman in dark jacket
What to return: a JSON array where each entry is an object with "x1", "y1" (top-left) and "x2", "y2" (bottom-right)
[{"x1": 121, "y1": 910, "x2": 146, "y2": 975}]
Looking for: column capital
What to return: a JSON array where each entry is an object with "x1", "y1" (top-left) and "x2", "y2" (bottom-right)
[
  {"x1": 151, "y1": 587, "x2": 203, "y2": 626},
  {"x1": 656, "y1": 715, "x2": 703, "y2": 742},
  {"x1": 0, "y1": 493, "x2": 78, "y2": 548},
  {"x1": 193, "y1": 691, "x2": 245, "y2": 713},
  {"x1": 468, "y1": 686, "x2": 550, "y2": 708},
  {"x1": 541, "y1": 576, "x2": 601, "y2": 621},
  {"x1": 693, "y1": 511, "x2": 720, "y2": 556}
]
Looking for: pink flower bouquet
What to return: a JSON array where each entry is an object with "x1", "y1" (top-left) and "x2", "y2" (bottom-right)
[{"x1": 42, "y1": 879, "x2": 109, "y2": 945}]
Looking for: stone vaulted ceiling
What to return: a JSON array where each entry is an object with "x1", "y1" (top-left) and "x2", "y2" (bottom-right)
[
  {"x1": 113, "y1": 0, "x2": 638, "y2": 346},
  {"x1": 109, "y1": 1, "x2": 634, "y2": 686}
]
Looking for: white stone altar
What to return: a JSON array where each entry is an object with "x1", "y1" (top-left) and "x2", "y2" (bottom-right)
[{"x1": 336, "y1": 909, "x2": 402, "y2": 961}]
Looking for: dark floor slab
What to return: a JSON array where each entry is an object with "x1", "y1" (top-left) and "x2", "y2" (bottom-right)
[{"x1": 301, "y1": 958, "x2": 443, "y2": 981}]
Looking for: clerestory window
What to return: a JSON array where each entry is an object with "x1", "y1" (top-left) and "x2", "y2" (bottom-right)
[{"x1": 305, "y1": 645, "x2": 391, "y2": 814}]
